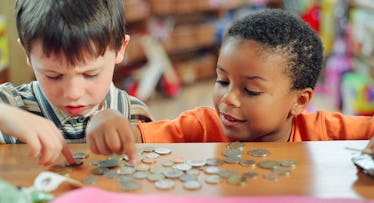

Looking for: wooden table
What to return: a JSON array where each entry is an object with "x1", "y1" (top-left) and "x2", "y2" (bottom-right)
[{"x1": 0, "y1": 140, "x2": 373, "y2": 199}]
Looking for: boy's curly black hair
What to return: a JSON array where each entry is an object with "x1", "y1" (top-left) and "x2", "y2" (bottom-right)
[
  {"x1": 15, "y1": 0, "x2": 126, "y2": 66},
  {"x1": 225, "y1": 9, "x2": 323, "y2": 90}
]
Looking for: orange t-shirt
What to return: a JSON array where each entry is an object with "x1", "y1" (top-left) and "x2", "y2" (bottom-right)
[{"x1": 138, "y1": 107, "x2": 374, "y2": 143}]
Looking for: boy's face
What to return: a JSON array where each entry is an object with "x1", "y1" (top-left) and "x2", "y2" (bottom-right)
[
  {"x1": 26, "y1": 39, "x2": 127, "y2": 117},
  {"x1": 213, "y1": 39, "x2": 303, "y2": 142}
]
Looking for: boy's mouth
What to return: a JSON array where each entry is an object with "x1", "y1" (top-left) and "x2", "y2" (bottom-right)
[
  {"x1": 220, "y1": 113, "x2": 245, "y2": 127},
  {"x1": 64, "y1": 105, "x2": 86, "y2": 116}
]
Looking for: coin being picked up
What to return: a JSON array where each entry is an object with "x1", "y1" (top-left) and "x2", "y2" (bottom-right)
[{"x1": 65, "y1": 159, "x2": 84, "y2": 167}]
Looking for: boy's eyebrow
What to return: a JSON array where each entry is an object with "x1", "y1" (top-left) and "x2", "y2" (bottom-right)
[{"x1": 216, "y1": 65, "x2": 266, "y2": 81}]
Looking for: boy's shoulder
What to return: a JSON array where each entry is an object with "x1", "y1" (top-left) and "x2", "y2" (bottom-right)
[{"x1": 0, "y1": 81, "x2": 36, "y2": 104}]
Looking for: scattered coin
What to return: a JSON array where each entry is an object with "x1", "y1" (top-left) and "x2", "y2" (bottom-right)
[
  {"x1": 183, "y1": 180, "x2": 202, "y2": 190},
  {"x1": 73, "y1": 152, "x2": 89, "y2": 159},
  {"x1": 280, "y1": 160, "x2": 297, "y2": 168},
  {"x1": 239, "y1": 159, "x2": 256, "y2": 167},
  {"x1": 154, "y1": 147, "x2": 172, "y2": 155},
  {"x1": 259, "y1": 160, "x2": 280, "y2": 169},
  {"x1": 248, "y1": 149, "x2": 270, "y2": 157},
  {"x1": 154, "y1": 179, "x2": 175, "y2": 190},
  {"x1": 91, "y1": 167, "x2": 109, "y2": 175},
  {"x1": 64, "y1": 159, "x2": 83, "y2": 167},
  {"x1": 204, "y1": 175, "x2": 221, "y2": 184},
  {"x1": 120, "y1": 181, "x2": 141, "y2": 191}
]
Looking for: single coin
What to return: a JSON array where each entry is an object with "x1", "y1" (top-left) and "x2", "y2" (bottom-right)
[
  {"x1": 135, "y1": 163, "x2": 150, "y2": 171},
  {"x1": 259, "y1": 160, "x2": 280, "y2": 169},
  {"x1": 142, "y1": 158, "x2": 156, "y2": 164},
  {"x1": 218, "y1": 169, "x2": 238, "y2": 179},
  {"x1": 204, "y1": 166, "x2": 220, "y2": 174},
  {"x1": 154, "y1": 179, "x2": 175, "y2": 190},
  {"x1": 154, "y1": 147, "x2": 172, "y2": 155},
  {"x1": 280, "y1": 160, "x2": 297, "y2": 168},
  {"x1": 142, "y1": 146, "x2": 155, "y2": 153},
  {"x1": 103, "y1": 171, "x2": 118, "y2": 179},
  {"x1": 186, "y1": 169, "x2": 200, "y2": 176},
  {"x1": 64, "y1": 159, "x2": 83, "y2": 167},
  {"x1": 145, "y1": 152, "x2": 160, "y2": 159},
  {"x1": 120, "y1": 181, "x2": 141, "y2": 191},
  {"x1": 98, "y1": 159, "x2": 119, "y2": 168},
  {"x1": 179, "y1": 174, "x2": 197, "y2": 182},
  {"x1": 72, "y1": 152, "x2": 89, "y2": 159},
  {"x1": 242, "y1": 171, "x2": 259, "y2": 179},
  {"x1": 248, "y1": 149, "x2": 270, "y2": 157},
  {"x1": 223, "y1": 149, "x2": 243, "y2": 158},
  {"x1": 91, "y1": 167, "x2": 109, "y2": 175},
  {"x1": 227, "y1": 175, "x2": 244, "y2": 185},
  {"x1": 147, "y1": 173, "x2": 165, "y2": 182},
  {"x1": 161, "y1": 160, "x2": 174, "y2": 167},
  {"x1": 163, "y1": 168, "x2": 183, "y2": 178},
  {"x1": 183, "y1": 180, "x2": 202, "y2": 190},
  {"x1": 204, "y1": 175, "x2": 220, "y2": 184},
  {"x1": 150, "y1": 166, "x2": 167, "y2": 174},
  {"x1": 117, "y1": 167, "x2": 136, "y2": 175},
  {"x1": 170, "y1": 156, "x2": 185, "y2": 164},
  {"x1": 206, "y1": 158, "x2": 224, "y2": 166},
  {"x1": 224, "y1": 156, "x2": 240, "y2": 164},
  {"x1": 239, "y1": 159, "x2": 256, "y2": 167},
  {"x1": 133, "y1": 171, "x2": 149, "y2": 179},
  {"x1": 273, "y1": 166, "x2": 292, "y2": 176},
  {"x1": 227, "y1": 142, "x2": 245, "y2": 150},
  {"x1": 173, "y1": 163, "x2": 192, "y2": 171},
  {"x1": 186, "y1": 159, "x2": 206, "y2": 167},
  {"x1": 115, "y1": 176, "x2": 134, "y2": 183}
]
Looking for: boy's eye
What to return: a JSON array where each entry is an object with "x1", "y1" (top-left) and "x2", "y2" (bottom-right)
[
  {"x1": 216, "y1": 80, "x2": 229, "y2": 86},
  {"x1": 84, "y1": 73, "x2": 98, "y2": 78},
  {"x1": 244, "y1": 88, "x2": 261, "y2": 96},
  {"x1": 46, "y1": 75, "x2": 62, "y2": 80}
]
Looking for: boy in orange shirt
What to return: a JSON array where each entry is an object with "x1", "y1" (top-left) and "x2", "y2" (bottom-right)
[{"x1": 87, "y1": 9, "x2": 374, "y2": 161}]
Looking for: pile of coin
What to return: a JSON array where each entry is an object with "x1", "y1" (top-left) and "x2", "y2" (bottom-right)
[{"x1": 53, "y1": 143, "x2": 297, "y2": 192}]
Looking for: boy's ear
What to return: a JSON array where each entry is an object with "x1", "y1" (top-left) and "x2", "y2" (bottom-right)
[
  {"x1": 17, "y1": 38, "x2": 31, "y2": 66},
  {"x1": 291, "y1": 88, "x2": 313, "y2": 115},
  {"x1": 115, "y1": 35, "x2": 130, "y2": 64}
]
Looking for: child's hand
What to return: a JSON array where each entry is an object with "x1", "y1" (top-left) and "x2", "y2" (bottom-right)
[
  {"x1": 363, "y1": 136, "x2": 374, "y2": 155},
  {"x1": 0, "y1": 104, "x2": 74, "y2": 166},
  {"x1": 86, "y1": 109, "x2": 138, "y2": 163}
]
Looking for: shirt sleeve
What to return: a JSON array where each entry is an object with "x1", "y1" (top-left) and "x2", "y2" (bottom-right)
[
  {"x1": 128, "y1": 95, "x2": 153, "y2": 123},
  {"x1": 291, "y1": 111, "x2": 374, "y2": 141},
  {"x1": 138, "y1": 107, "x2": 230, "y2": 143}
]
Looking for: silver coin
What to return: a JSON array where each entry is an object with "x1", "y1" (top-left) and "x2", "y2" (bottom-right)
[
  {"x1": 218, "y1": 169, "x2": 238, "y2": 179},
  {"x1": 73, "y1": 152, "x2": 89, "y2": 159},
  {"x1": 115, "y1": 176, "x2": 134, "y2": 183},
  {"x1": 120, "y1": 180, "x2": 141, "y2": 191},
  {"x1": 227, "y1": 175, "x2": 244, "y2": 185},
  {"x1": 259, "y1": 160, "x2": 280, "y2": 169},
  {"x1": 239, "y1": 159, "x2": 256, "y2": 167},
  {"x1": 273, "y1": 166, "x2": 292, "y2": 176},
  {"x1": 135, "y1": 163, "x2": 150, "y2": 171},
  {"x1": 204, "y1": 175, "x2": 220, "y2": 184},
  {"x1": 99, "y1": 159, "x2": 119, "y2": 168},
  {"x1": 186, "y1": 159, "x2": 206, "y2": 167},
  {"x1": 133, "y1": 171, "x2": 149, "y2": 179},
  {"x1": 164, "y1": 168, "x2": 183, "y2": 178},
  {"x1": 224, "y1": 156, "x2": 240, "y2": 164},
  {"x1": 117, "y1": 167, "x2": 136, "y2": 175},
  {"x1": 142, "y1": 146, "x2": 155, "y2": 153},
  {"x1": 91, "y1": 167, "x2": 109, "y2": 175},
  {"x1": 145, "y1": 152, "x2": 160, "y2": 159},
  {"x1": 173, "y1": 163, "x2": 192, "y2": 171},
  {"x1": 242, "y1": 171, "x2": 259, "y2": 179},
  {"x1": 161, "y1": 160, "x2": 174, "y2": 167},
  {"x1": 227, "y1": 142, "x2": 245, "y2": 150},
  {"x1": 248, "y1": 149, "x2": 270, "y2": 157},
  {"x1": 147, "y1": 173, "x2": 165, "y2": 182},
  {"x1": 154, "y1": 147, "x2": 172, "y2": 155},
  {"x1": 183, "y1": 180, "x2": 202, "y2": 190},
  {"x1": 206, "y1": 158, "x2": 224, "y2": 166},
  {"x1": 223, "y1": 149, "x2": 243, "y2": 158},
  {"x1": 150, "y1": 166, "x2": 167, "y2": 174},
  {"x1": 186, "y1": 169, "x2": 200, "y2": 176},
  {"x1": 179, "y1": 174, "x2": 197, "y2": 182},
  {"x1": 280, "y1": 160, "x2": 297, "y2": 168},
  {"x1": 204, "y1": 166, "x2": 221, "y2": 174},
  {"x1": 64, "y1": 159, "x2": 83, "y2": 167},
  {"x1": 103, "y1": 171, "x2": 118, "y2": 179},
  {"x1": 154, "y1": 179, "x2": 175, "y2": 190}
]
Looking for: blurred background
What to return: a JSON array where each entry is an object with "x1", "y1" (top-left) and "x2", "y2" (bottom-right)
[{"x1": 1, "y1": 0, "x2": 374, "y2": 120}]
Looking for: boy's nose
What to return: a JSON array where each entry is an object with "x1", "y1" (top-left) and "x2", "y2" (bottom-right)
[
  {"x1": 222, "y1": 89, "x2": 240, "y2": 107},
  {"x1": 64, "y1": 80, "x2": 83, "y2": 100}
]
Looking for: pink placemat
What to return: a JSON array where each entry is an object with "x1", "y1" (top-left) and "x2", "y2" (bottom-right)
[{"x1": 52, "y1": 187, "x2": 372, "y2": 203}]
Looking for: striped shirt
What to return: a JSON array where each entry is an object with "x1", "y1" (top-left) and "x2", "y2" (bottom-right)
[{"x1": 0, "y1": 81, "x2": 152, "y2": 143}]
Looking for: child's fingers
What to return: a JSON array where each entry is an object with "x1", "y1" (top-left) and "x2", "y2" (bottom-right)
[
  {"x1": 87, "y1": 134, "x2": 100, "y2": 154},
  {"x1": 96, "y1": 136, "x2": 113, "y2": 155},
  {"x1": 104, "y1": 129, "x2": 122, "y2": 154},
  {"x1": 118, "y1": 122, "x2": 138, "y2": 163}
]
